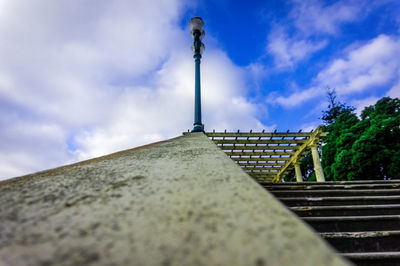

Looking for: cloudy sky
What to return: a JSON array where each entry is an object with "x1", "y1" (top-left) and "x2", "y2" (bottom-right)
[{"x1": 1, "y1": 0, "x2": 399, "y2": 180}]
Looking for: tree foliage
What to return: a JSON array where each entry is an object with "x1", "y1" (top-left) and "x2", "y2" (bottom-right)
[
  {"x1": 322, "y1": 88, "x2": 355, "y2": 125},
  {"x1": 284, "y1": 90, "x2": 400, "y2": 182},
  {"x1": 322, "y1": 95, "x2": 400, "y2": 180}
]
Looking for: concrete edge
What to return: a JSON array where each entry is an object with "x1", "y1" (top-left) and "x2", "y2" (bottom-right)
[{"x1": 0, "y1": 135, "x2": 186, "y2": 188}]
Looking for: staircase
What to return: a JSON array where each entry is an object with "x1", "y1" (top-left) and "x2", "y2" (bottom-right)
[{"x1": 261, "y1": 180, "x2": 400, "y2": 266}]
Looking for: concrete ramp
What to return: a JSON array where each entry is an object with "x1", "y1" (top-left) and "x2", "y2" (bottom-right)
[{"x1": 0, "y1": 133, "x2": 350, "y2": 265}]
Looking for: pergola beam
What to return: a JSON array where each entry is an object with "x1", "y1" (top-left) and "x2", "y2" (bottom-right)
[
  {"x1": 225, "y1": 152, "x2": 295, "y2": 156},
  {"x1": 238, "y1": 162, "x2": 286, "y2": 167},
  {"x1": 214, "y1": 139, "x2": 307, "y2": 145},
  {"x1": 207, "y1": 132, "x2": 314, "y2": 137},
  {"x1": 272, "y1": 126, "x2": 325, "y2": 182},
  {"x1": 230, "y1": 157, "x2": 291, "y2": 162},
  {"x1": 204, "y1": 127, "x2": 328, "y2": 183},
  {"x1": 219, "y1": 146, "x2": 300, "y2": 151}
]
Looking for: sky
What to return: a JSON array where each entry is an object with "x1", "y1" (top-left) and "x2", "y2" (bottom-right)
[{"x1": 1, "y1": 0, "x2": 400, "y2": 180}]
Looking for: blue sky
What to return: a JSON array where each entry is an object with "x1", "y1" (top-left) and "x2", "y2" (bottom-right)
[{"x1": 0, "y1": 0, "x2": 399, "y2": 180}]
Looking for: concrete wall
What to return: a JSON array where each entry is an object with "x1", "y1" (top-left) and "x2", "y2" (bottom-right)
[{"x1": 0, "y1": 133, "x2": 350, "y2": 266}]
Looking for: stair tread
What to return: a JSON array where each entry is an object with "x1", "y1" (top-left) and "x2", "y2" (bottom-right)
[
  {"x1": 264, "y1": 183, "x2": 400, "y2": 190},
  {"x1": 303, "y1": 215, "x2": 400, "y2": 221},
  {"x1": 290, "y1": 204, "x2": 400, "y2": 211},
  {"x1": 320, "y1": 230, "x2": 400, "y2": 238},
  {"x1": 266, "y1": 180, "x2": 400, "y2": 259},
  {"x1": 279, "y1": 195, "x2": 400, "y2": 201},
  {"x1": 271, "y1": 189, "x2": 400, "y2": 193},
  {"x1": 261, "y1": 180, "x2": 400, "y2": 185},
  {"x1": 340, "y1": 251, "x2": 400, "y2": 259}
]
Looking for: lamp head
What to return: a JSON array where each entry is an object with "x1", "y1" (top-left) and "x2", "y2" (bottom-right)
[
  {"x1": 189, "y1": 17, "x2": 204, "y2": 32},
  {"x1": 189, "y1": 17, "x2": 205, "y2": 40}
]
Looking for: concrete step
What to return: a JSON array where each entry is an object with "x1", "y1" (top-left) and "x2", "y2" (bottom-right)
[
  {"x1": 278, "y1": 196, "x2": 400, "y2": 206},
  {"x1": 270, "y1": 189, "x2": 400, "y2": 197},
  {"x1": 304, "y1": 215, "x2": 400, "y2": 232},
  {"x1": 264, "y1": 180, "x2": 400, "y2": 265},
  {"x1": 261, "y1": 180, "x2": 400, "y2": 186},
  {"x1": 341, "y1": 251, "x2": 400, "y2": 266},
  {"x1": 290, "y1": 204, "x2": 400, "y2": 217},
  {"x1": 263, "y1": 183, "x2": 400, "y2": 190},
  {"x1": 321, "y1": 231, "x2": 400, "y2": 253}
]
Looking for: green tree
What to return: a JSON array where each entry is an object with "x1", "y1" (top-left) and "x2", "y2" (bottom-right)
[
  {"x1": 284, "y1": 90, "x2": 400, "y2": 181},
  {"x1": 322, "y1": 88, "x2": 356, "y2": 125},
  {"x1": 321, "y1": 88, "x2": 358, "y2": 180},
  {"x1": 322, "y1": 96, "x2": 400, "y2": 180},
  {"x1": 322, "y1": 107, "x2": 359, "y2": 180},
  {"x1": 350, "y1": 97, "x2": 400, "y2": 179}
]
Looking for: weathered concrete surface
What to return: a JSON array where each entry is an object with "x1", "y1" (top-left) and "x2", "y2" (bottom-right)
[{"x1": 0, "y1": 133, "x2": 350, "y2": 266}]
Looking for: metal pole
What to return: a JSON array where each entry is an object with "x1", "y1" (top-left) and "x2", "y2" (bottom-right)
[{"x1": 191, "y1": 30, "x2": 204, "y2": 133}]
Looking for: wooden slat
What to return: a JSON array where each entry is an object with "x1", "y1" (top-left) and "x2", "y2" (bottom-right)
[
  {"x1": 241, "y1": 166, "x2": 283, "y2": 171},
  {"x1": 247, "y1": 172, "x2": 279, "y2": 174},
  {"x1": 247, "y1": 174, "x2": 278, "y2": 177},
  {"x1": 249, "y1": 175, "x2": 276, "y2": 178},
  {"x1": 247, "y1": 168, "x2": 280, "y2": 171},
  {"x1": 249, "y1": 175, "x2": 275, "y2": 179},
  {"x1": 219, "y1": 146, "x2": 300, "y2": 151},
  {"x1": 218, "y1": 146, "x2": 301, "y2": 154},
  {"x1": 248, "y1": 174, "x2": 278, "y2": 177},
  {"x1": 238, "y1": 162, "x2": 286, "y2": 167},
  {"x1": 204, "y1": 127, "x2": 328, "y2": 182},
  {"x1": 225, "y1": 152, "x2": 295, "y2": 156},
  {"x1": 206, "y1": 132, "x2": 313, "y2": 137},
  {"x1": 248, "y1": 173, "x2": 277, "y2": 177},
  {"x1": 214, "y1": 139, "x2": 307, "y2": 145},
  {"x1": 229, "y1": 157, "x2": 291, "y2": 161},
  {"x1": 246, "y1": 169, "x2": 280, "y2": 172}
]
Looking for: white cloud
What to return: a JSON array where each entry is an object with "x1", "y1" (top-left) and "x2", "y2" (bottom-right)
[
  {"x1": 271, "y1": 34, "x2": 400, "y2": 108},
  {"x1": 267, "y1": 26, "x2": 327, "y2": 69},
  {"x1": 298, "y1": 121, "x2": 320, "y2": 133},
  {"x1": 273, "y1": 86, "x2": 324, "y2": 108},
  {"x1": 387, "y1": 73, "x2": 400, "y2": 98},
  {"x1": 247, "y1": 62, "x2": 269, "y2": 82},
  {"x1": 351, "y1": 96, "x2": 380, "y2": 116},
  {"x1": 316, "y1": 35, "x2": 400, "y2": 95},
  {"x1": 290, "y1": 0, "x2": 367, "y2": 35},
  {"x1": 264, "y1": 0, "x2": 376, "y2": 70},
  {"x1": 74, "y1": 49, "x2": 272, "y2": 160},
  {"x1": 0, "y1": 0, "x2": 269, "y2": 180}
]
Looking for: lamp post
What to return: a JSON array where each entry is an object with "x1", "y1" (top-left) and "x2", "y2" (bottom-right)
[{"x1": 189, "y1": 17, "x2": 205, "y2": 133}]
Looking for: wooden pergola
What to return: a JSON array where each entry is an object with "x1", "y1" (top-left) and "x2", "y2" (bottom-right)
[{"x1": 205, "y1": 126, "x2": 328, "y2": 182}]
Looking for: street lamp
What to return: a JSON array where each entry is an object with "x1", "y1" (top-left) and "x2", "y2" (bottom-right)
[{"x1": 189, "y1": 17, "x2": 205, "y2": 133}]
